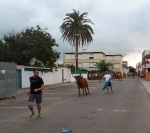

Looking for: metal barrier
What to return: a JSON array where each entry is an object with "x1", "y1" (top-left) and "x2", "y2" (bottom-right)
[{"x1": 0, "y1": 62, "x2": 17, "y2": 99}]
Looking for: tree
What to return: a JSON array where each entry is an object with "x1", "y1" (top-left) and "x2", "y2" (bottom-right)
[
  {"x1": 0, "y1": 25, "x2": 60, "y2": 67},
  {"x1": 58, "y1": 63, "x2": 65, "y2": 67},
  {"x1": 0, "y1": 40, "x2": 6, "y2": 61},
  {"x1": 128, "y1": 66, "x2": 136, "y2": 73},
  {"x1": 95, "y1": 60, "x2": 113, "y2": 72},
  {"x1": 65, "y1": 64, "x2": 75, "y2": 71},
  {"x1": 60, "y1": 9, "x2": 94, "y2": 71}
]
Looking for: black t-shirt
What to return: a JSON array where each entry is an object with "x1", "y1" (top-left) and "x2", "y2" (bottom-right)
[{"x1": 29, "y1": 76, "x2": 44, "y2": 94}]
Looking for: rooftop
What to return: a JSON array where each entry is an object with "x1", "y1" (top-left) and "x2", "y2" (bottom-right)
[{"x1": 64, "y1": 51, "x2": 123, "y2": 56}]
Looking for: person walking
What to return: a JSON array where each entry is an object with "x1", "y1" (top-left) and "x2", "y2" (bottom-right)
[
  {"x1": 98, "y1": 72, "x2": 101, "y2": 80},
  {"x1": 27, "y1": 69, "x2": 45, "y2": 119},
  {"x1": 119, "y1": 73, "x2": 123, "y2": 81},
  {"x1": 100, "y1": 71, "x2": 113, "y2": 93},
  {"x1": 133, "y1": 73, "x2": 135, "y2": 79}
]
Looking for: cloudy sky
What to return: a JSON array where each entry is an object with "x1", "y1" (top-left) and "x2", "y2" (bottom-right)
[{"x1": 0, "y1": 0, "x2": 150, "y2": 67}]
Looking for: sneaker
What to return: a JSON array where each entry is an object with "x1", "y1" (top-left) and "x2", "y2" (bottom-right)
[
  {"x1": 29, "y1": 112, "x2": 35, "y2": 118},
  {"x1": 36, "y1": 114, "x2": 41, "y2": 119}
]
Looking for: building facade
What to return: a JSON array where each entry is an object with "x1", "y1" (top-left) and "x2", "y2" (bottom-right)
[
  {"x1": 136, "y1": 62, "x2": 142, "y2": 74},
  {"x1": 63, "y1": 51, "x2": 123, "y2": 72},
  {"x1": 122, "y1": 61, "x2": 129, "y2": 74},
  {"x1": 142, "y1": 50, "x2": 150, "y2": 80}
]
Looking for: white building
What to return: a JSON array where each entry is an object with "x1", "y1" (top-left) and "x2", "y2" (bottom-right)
[{"x1": 122, "y1": 61, "x2": 129, "y2": 74}]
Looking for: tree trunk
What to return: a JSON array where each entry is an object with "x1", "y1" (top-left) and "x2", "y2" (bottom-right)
[{"x1": 76, "y1": 36, "x2": 78, "y2": 71}]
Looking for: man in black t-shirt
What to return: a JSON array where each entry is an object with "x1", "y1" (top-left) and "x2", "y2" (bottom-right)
[{"x1": 27, "y1": 69, "x2": 45, "y2": 119}]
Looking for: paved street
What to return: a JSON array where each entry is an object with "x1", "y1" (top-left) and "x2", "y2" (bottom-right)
[{"x1": 1, "y1": 79, "x2": 150, "y2": 133}]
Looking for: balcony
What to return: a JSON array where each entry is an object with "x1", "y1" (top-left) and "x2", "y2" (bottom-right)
[
  {"x1": 143, "y1": 50, "x2": 150, "y2": 59},
  {"x1": 145, "y1": 64, "x2": 150, "y2": 68}
]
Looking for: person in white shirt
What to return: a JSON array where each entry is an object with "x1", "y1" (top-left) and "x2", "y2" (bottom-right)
[{"x1": 100, "y1": 71, "x2": 113, "y2": 93}]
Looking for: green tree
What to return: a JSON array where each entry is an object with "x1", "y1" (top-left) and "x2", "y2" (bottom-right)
[
  {"x1": 95, "y1": 60, "x2": 113, "y2": 72},
  {"x1": 78, "y1": 68, "x2": 88, "y2": 71},
  {"x1": 0, "y1": 40, "x2": 6, "y2": 61},
  {"x1": 60, "y1": 9, "x2": 94, "y2": 71},
  {"x1": 30, "y1": 61, "x2": 43, "y2": 67},
  {"x1": 128, "y1": 66, "x2": 136, "y2": 72},
  {"x1": 0, "y1": 25, "x2": 60, "y2": 67},
  {"x1": 58, "y1": 63, "x2": 65, "y2": 67},
  {"x1": 65, "y1": 64, "x2": 75, "y2": 71}
]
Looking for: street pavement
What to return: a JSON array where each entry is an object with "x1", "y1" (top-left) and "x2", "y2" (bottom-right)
[{"x1": 1, "y1": 78, "x2": 150, "y2": 133}]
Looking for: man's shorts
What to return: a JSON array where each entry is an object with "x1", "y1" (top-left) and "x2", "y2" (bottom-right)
[
  {"x1": 108, "y1": 82, "x2": 112, "y2": 86},
  {"x1": 28, "y1": 94, "x2": 42, "y2": 104}
]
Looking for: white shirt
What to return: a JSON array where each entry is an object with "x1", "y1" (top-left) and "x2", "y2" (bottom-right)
[{"x1": 103, "y1": 74, "x2": 111, "y2": 82}]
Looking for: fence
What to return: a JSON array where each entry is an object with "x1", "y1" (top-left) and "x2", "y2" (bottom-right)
[{"x1": 0, "y1": 62, "x2": 17, "y2": 99}]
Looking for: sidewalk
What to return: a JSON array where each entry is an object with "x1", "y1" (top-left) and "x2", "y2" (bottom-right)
[
  {"x1": 17, "y1": 82, "x2": 75, "y2": 94},
  {"x1": 140, "y1": 80, "x2": 150, "y2": 94}
]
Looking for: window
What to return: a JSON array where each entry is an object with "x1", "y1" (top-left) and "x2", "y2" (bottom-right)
[
  {"x1": 114, "y1": 64, "x2": 120, "y2": 68},
  {"x1": 65, "y1": 54, "x2": 70, "y2": 59},
  {"x1": 106, "y1": 56, "x2": 109, "y2": 61},
  {"x1": 82, "y1": 54, "x2": 89, "y2": 59},
  {"x1": 94, "y1": 54, "x2": 100, "y2": 59},
  {"x1": 110, "y1": 56, "x2": 114, "y2": 60},
  {"x1": 89, "y1": 63, "x2": 94, "y2": 68},
  {"x1": 70, "y1": 55, "x2": 75, "y2": 59},
  {"x1": 78, "y1": 63, "x2": 82, "y2": 68},
  {"x1": 114, "y1": 56, "x2": 120, "y2": 60},
  {"x1": 89, "y1": 54, "x2": 94, "y2": 59},
  {"x1": 83, "y1": 63, "x2": 89, "y2": 68},
  {"x1": 78, "y1": 54, "x2": 82, "y2": 60}
]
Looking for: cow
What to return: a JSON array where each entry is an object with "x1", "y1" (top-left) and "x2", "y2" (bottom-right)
[{"x1": 73, "y1": 75, "x2": 90, "y2": 97}]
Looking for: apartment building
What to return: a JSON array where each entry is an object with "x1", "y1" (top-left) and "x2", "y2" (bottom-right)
[
  {"x1": 136, "y1": 62, "x2": 142, "y2": 74},
  {"x1": 142, "y1": 50, "x2": 150, "y2": 80},
  {"x1": 63, "y1": 51, "x2": 123, "y2": 72},
  {"x1": 122, "y1": 61, "x2": 129, "y2": 74}
]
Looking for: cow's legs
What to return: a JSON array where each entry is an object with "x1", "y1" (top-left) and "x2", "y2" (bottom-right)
[
  {"x1": 85, "y1": 87, "x2": 87, "y2": 95},
  {"x1": 82, "y1": 88, "x2": 85, "y2": 95},
  {"x1": 78, "y1": 87, "x2": 81, "y2": 97},
  {"x1": 86, "y1": 84, "x2": 90, "y2": 94}
]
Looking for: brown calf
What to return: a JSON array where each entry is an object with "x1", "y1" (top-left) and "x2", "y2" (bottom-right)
[{"x1": 73, "y1": 75, "x2": 90, "y2": 97}]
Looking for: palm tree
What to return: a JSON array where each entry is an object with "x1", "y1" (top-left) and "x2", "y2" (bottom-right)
[{"x1": 60, "y1": 9, "x2": 94, "y2": 71}]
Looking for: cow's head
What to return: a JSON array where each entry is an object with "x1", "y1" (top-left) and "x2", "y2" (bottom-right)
[{"x1": 73, "y1": 75, "x2": 83, "y2": 83}]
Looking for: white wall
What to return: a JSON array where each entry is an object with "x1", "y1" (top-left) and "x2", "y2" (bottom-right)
[
  {"x1": 71, "y1": 73, "x2": 88, "y2": 82},
  {"x1": 17, "y1": 66, "x2": 71, "y2": 88},
  {"x1": 123, "y1": 68, "x2": 129, "y2": 75},
  {"x1": 53, "y1": 67, "x2": 71, "y2": 84}
]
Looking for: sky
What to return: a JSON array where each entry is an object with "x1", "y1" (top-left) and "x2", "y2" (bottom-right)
[{"x1": 0, "y1": 0, "x2": 150, "y2": 67}]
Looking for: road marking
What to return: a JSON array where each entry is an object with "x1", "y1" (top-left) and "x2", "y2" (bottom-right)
[
  {"x1": 0, "y1": 107, "x2": 35, "y2": 109},
  {"x1": 113, "y1": 110, "x2": 129, "y2": 112},
  {"x1": 17, "y1": 98, "x2": 61, "y2": 100},
  {"x1": 97, "y1": 108, "x2": 104, "y2": 111}
]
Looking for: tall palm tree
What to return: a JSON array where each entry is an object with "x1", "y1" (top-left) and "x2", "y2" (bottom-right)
[{"x1": 60, "y1": 9, "x2": 94, "y2": 71}]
